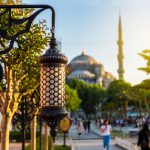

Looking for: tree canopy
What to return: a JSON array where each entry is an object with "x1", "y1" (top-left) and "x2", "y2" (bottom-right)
[
  {"x1": 67, "y1": 79, "x2": 105, "y2": 115},
  {"x1": 65, "y1": 84, "x2": 81, "y2": 112},
  {"x1": 138, "y1": 50, "x2": 150, "y2": 74},
  {"x1": 102, "y1": 79, "x2": 131, "y2": 110}
]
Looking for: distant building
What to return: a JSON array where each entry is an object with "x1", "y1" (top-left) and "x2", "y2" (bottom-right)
[{"x1": 67, "y1": 51, "x2": 115, "y2": 88}]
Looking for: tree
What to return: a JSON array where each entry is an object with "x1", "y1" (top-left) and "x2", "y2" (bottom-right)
[
  {"x1": 103, "y1": 79, "x2": 131, "y2": 118},
  {"x1": 82, "y1": 84, "x2": 106, "y2": 115},
  {"x1": 0, "y1": 1, "x2": 49, "y2": 149},
  {"x1": 133, "y1": 80, "x2": 150, "y2": 111},
  {"x1": 137, "y1": 48, "x2": 150, "y2": 109},
  {"x1": 65, "y1": 84, "x2": 81, "y2": 112},
  {"x1": 67, "y1": 79, "x2": 105, "y2": 115},
  {"x1": 138, "y1": 50, "x2": 150, "y2": 74}
]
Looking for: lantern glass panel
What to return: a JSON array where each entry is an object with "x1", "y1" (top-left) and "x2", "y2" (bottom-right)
[{"x1": 40, "y1": 65, "x2": 66, "y2": 107}]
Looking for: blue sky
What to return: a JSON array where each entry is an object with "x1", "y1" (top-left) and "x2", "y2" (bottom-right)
[{"x1": 23, "y1": 0, "x2": 150, "y2": 85}]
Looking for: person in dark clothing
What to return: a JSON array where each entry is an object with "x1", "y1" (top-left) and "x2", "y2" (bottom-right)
[
  {"x1": 83, "y1": 118, "x2": 87, "y2": 132},
  {"x1": 87, "y1": 120, "x2": 91, "y2": 133},
  {"x1": 137, "y1": 122, "x2": 150, "y2": 150}
]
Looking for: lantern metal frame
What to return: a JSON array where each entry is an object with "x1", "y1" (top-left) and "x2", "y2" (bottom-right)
[{"x1": 0, "y1": 4, "x2": 68, "y2": 143}]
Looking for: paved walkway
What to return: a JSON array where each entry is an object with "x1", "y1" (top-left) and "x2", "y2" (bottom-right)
[
  {"x1": 56, "y1": 124, "x2": 124, "y2": 150},
  {"x1": 0, "y1": 143, "x2": 29, "y2": 150},
  {"x1": 73, "y1": 140, "x2": 123, "y2": 150},
  {"x1": 2, "y1": 124, "x2": 133, "y2": 150},
  {"x1": 69, "y1": 124, "x2": 100, "y2": 140},
  {"x1": 9, "y1": 143, "x2": 22, "y2": 150}
]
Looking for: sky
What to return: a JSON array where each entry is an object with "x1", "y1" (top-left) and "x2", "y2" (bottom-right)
[{"x1": 22, "y1": 0, "x2": 150, "y2": 85}]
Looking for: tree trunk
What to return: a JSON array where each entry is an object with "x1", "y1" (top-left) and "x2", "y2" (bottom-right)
[
  {"x1": 125, "y1": 100, "x2": 128, "y2": 119},
  {"x1": 51, "y1": 140, "x2": 54, "y2": 150},
  {"x1": 44, "y1": 124, "x2": 48, "y2": 150},
  {"x1": 144, "y1": 98, "x2": 148, "y2": 110},
  {"x1": 31, "y1": 115, "x2": 37, "y2": 150},
  {"x1": 1, "y1": 114, "x2": 12, "y2": 150}
]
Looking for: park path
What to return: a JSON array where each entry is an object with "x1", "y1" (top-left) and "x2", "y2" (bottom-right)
[
  {"x1": 71, "y1": 139, "x2": 123, "y2": 150},
  {"x1": 0, "y1": 143, "x2": 29, "y2": 150},
  {"x1": 56, "y1": 124, "x2": 124, "y2": 150},
  {"x1": 1, "y1": 123, "x2": 128, "y2": 150},
  {"x1": 9, "y1": 143, "x2": 22, "y2": 150}
]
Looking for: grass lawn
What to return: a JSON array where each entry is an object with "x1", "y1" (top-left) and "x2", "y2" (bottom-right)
[
  {"x1": 111, "y1": 130, "x2": 128, "y2": 138},
  {"x1": 25, "y1": 135, "x2": 71, "y2": 150}
]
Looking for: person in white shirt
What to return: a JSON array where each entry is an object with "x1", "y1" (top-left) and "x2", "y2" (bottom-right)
[{"x1": 100, "y1": 119, "x2": 112, "y2": 150}]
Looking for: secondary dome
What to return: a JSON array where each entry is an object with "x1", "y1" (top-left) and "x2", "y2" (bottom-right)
[
  {"x1": 67, "y1": 70, "x2": 95, "y2": 79},
  {"x1": 70, "y1": 51, "x2": 98, "y2": 65}
]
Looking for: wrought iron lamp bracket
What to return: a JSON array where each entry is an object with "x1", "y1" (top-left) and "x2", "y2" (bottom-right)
[{"x1": 0, "y1": 5, "x2": 55, "y2": 54}]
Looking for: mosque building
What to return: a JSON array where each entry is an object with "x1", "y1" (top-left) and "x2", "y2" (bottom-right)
[
  {"x1": 67, "y1": 15, "x2": 124, "y2": 88},
  {"x1": 67, "y1": 51, "x2": 115, "y2": 88}
]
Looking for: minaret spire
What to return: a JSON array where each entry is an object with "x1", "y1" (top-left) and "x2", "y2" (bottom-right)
[{"x1": 117, "y1": 14, "x2": 124, "y2": 79}]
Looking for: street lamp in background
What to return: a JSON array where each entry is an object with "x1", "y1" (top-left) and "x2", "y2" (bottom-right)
[{"x1": 0, "y1": 4, "x2": 68, "y2": 146}]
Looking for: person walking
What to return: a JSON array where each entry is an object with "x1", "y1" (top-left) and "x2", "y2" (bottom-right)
[
  {"x1": 83, "y1": 118, "x2": 87, "y2": 132},
  {"x1": 77, "y1": 120, "x2": 84, "y2": 136},
  {"x1": 137, "y1": 122, "x2": 150, "y2": 150},
  {"x1": 87, "y1": 119, "x2": 91, "y2": 133},
  {"x1": 100, "y1": 119, "x2": 112, "y2": 150}
]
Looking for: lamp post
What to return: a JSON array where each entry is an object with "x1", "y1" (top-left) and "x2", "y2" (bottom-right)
[
  {"x1": 39, "y1": 30, "x2": 68, "y2": 142},
  {"x1": 0, "y1": 4, "x2": 68, "y2": 148}
]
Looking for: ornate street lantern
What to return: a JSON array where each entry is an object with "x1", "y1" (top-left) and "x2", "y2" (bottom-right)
[{"x1": 39, "y1": 31, "x2": 68, "y2": 142}]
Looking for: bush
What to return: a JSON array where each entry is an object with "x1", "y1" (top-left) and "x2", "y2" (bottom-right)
[
  {"x1": 9, "y1": 131, "x2": 40, "y2": 142},
  {"x1": 111, "y1": 130, "x2": 128, "y2": 138}
]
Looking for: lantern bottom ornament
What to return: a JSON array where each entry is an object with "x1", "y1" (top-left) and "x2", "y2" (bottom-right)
[{"x1": 40, "y1": 106, "x2": 67, "y2": 142}]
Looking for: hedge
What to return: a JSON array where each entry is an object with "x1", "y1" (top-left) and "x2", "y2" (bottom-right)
[{"x1": 9, "y1": 131, "x2": 40, "y2": 142}]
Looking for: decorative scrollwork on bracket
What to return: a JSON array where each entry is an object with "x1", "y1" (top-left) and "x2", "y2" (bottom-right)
[{"x1": 0, "y1": 5, "x2": 55, "y2": 54}]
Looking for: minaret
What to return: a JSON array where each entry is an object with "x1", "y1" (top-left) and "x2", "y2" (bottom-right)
[{"x1": 117, "y1": 15, "x2": 124, "y2": 79}]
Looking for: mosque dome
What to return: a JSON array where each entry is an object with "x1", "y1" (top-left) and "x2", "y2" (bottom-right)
[
  {"x1": 70, "y1": 51, "x2": 98, "y2": 65},
  {"x1": 67, "y1": 50, "x2": 115, "y2": 87}
]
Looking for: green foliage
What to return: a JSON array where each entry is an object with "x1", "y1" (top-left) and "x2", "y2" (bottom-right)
[
  {"x1": 0, "y1": 0, "x2": 50, "y2": 92},
  {"x1": 135, "y1": 79, "x2": 150, "y2": 90},
  {"x1": 25, "y1": 135, "x2": 51, "y2": 150},
  {"x1": 65, "y1": 84, "x2": 81, "y2": 111},
  {"x1": 0, "y1": 0, "x2": 50, "y2": 120},
  {"x1": 102, "y1": 79, "x2": 150, "y2": 111},
  {"x1": 25, "y1": 135, "x2": 71, "y2": 150},
  {"x1": 107, "y1": 79, "x2": 131, "y2": 101},
  {"x1": 54, "y1": 145, "x2": 71, "y2": 150},
  {"x1": 132, "y1": 80, "x2": 150, "y2": 110},
  {"x1": 111, "y1": 130, "x2": 128, "y2": 139},
  {"x1": 138, "y1": 50, "x2": 150, "y2": 74},
  {"x1": 102, "y1": 79, "x2": 131, "y2": 110},
  {"x1": 67, "y1": 79, "x2": 105, "y2": 115},
  {"x1": 8, "y1": 131, "x2": 40, "y2": 142}
]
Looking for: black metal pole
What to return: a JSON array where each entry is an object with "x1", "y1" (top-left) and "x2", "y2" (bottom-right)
[{"x1": 63, "y1": 132, "x2": 66, "y2": 146}]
